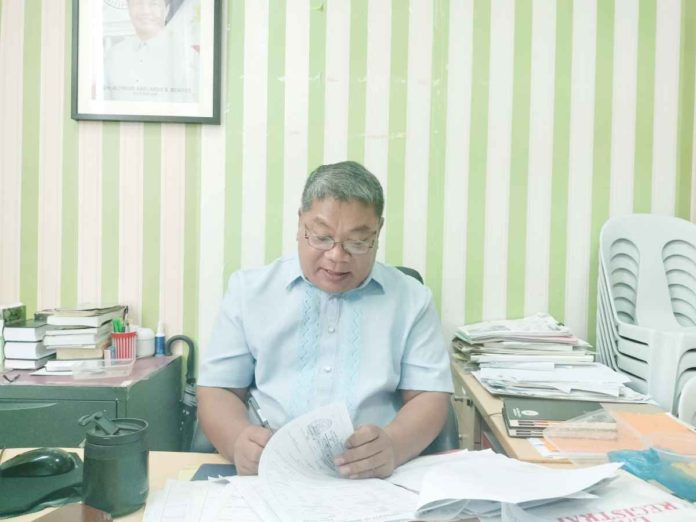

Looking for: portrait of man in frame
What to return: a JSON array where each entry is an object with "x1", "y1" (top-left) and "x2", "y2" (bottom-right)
[{"x1": 102, "y1": 0, "x2": 201, "y2": 103}]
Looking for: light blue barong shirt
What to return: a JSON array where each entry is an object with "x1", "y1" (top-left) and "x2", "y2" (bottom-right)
[{"x1": 198, "y1": 255, "x2": 453, "y2": 429}]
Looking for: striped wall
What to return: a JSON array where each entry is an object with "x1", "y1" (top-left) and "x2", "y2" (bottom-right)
[{"x1": 1, "y1": 0, "x2": 695, "y2": 363}]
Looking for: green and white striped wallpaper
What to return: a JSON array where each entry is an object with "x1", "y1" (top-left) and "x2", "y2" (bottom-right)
[{"x1": 1, "y1": 0, "x2": 695, "y2": 359}]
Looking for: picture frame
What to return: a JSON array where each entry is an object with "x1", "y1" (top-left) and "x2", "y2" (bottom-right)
[{"x1": 71, "y1": 0, "x2": 221, "y2": 124}]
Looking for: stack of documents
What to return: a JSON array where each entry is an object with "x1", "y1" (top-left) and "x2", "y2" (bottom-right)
[
  {"x1": 412, "y1": 450, "x2": 622, "y2": 520},
  {"x1": 479, "y1": 469, "x2": 696, "y2": 521},
  {"x1": 473, "y1": 362, "x2": 649, "y2": 402},
  {"x1": 453, "y1": 313, "x2": 594, "y2": 370},
  {"x1": 145, "y1": 403, "x2": 418, "y2": 522},
  {"x1": 143, "y1": 404, "x2": 664, "y2": 522}
]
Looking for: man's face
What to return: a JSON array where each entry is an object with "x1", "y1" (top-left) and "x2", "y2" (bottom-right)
[
  {"x1": 297, "y1": 198, "x2": 382, "y2": 294},
  {"x1": 128, "y1": 0, "x2": 168, "y2": 41}
]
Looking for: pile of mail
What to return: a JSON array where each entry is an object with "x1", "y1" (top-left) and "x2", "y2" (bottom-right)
[
  {"x1": 454, "y1": 313, "x2": 648, "y2": 402},
  {"x1": 453, "y1": 312, "x2": 594, "y2": 369},
  {"x1": 473, "y1": 361, "x2": 649, "y2": 402}
]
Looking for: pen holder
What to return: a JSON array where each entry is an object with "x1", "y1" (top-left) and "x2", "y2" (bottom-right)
[
  {"x1": 112, "y1": 331, "x2": 137, "y2": 361},
  {"x1": 80, "y1": 412, "x2": 149, "y2": 517}
]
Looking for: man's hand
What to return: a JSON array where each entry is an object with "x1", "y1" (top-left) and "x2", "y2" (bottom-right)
[
  {"x1": 233, "y1": 425, "x2": 273, "y2": 475},
  {"x1": 334, "y1": 425, "x2": 396, "y2": 479}
]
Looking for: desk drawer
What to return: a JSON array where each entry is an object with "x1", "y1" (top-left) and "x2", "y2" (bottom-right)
[{"x1": 0, "y1": 399, "x2": 117, "y2": 447}]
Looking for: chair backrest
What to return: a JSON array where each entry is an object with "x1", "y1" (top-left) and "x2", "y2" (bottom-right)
[
  {"x1": 677, "y1": 376, "x2": 696, "y2": 427},
  {"x1": 396, "y1": 265, "x2": 460, "y2": 454},
  {"x1": 600, "y1": 214, "x2": 696, "y2": 331},
  {"x1": 395, "y1": 265, "x2": 424, "y2": 284},
  {"x1": 598, "y1": 214, "x2": 696, "y2": 412}
]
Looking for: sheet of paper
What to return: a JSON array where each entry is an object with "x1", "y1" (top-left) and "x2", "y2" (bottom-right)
[
  {"x1": 478, "y1": 363, "x2": 629, "y2": 384},
  {"x1": 259, "y1": 402, "x2": 354, "y2": 481},
  {"x1": 245, "y1": 403, "x2": 418, "y2": 522},
  {"x1": 415, "y1": 450, "x2": 622, "y2": 519},
  {"x1": 481, "y1": 472, "x2": 696, "y2": 522},
  {"x1": 142, "y1": 479, "x2": 226, "y2": 522},
  {"x1": 386, "y1": 450, "x2": 470, "y2": 492},
  {"x1": 142, "y1": 479, "x2": 262, "y2": 522}
]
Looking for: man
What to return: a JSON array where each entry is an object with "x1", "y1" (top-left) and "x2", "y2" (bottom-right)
[
  {"x1": 103, "y1": 0, "x2": 199, "y2": 103},
  {"x1": 197, "y1": 161, "x2": 453, "y2": 478}
]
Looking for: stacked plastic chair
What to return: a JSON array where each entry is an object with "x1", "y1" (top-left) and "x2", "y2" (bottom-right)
[{"x1": 596, "y1": 214, "x2": 696, "y2": 419}]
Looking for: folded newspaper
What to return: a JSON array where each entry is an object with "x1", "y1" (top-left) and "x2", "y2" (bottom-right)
[{"x1": 456, "y1": 312, "x2": 576, "y2": 344}]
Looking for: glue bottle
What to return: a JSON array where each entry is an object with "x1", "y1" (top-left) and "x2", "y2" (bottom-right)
[{"x1": 154, "y1": 321, "x2": 166, "y2": 356}]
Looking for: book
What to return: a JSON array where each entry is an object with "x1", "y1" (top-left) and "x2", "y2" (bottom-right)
[
  {"x1": 503, "y1": 423, "x2": 545, "y2": 438},
  {"x1": 50, "y1": 304, "x2": 124, "y2": 317},
  {"x1": 54, "y1": 347, "x2": 106, "y2": 361},
  {"x1": 502, "y1": 397, "x2": 611, "y2": 428},
  {"x1": 503, "y1": 412, "x2": 619, "y2": 439},
  {"x1": 33, "y1": 503, "x2": 112, "y2": 522},
  {"x1": 44, "y1": 306, "x2": 125, "y2": 328},
  {"x1": 49, "y1": 335, "x2": 111, "y2": 352},
  {"x1": 3, "y1": 340, "x2": 50, "y2": 360},
  {"x1": 45, "y1": 324, "x2": 112, "y2": 336},
  {"x1": 45, "y1": 359, "x2": 104, "y2": 372},
  {"x1": 2, "y1": 320, "x2": 49, "y2": 342},
  {"x1": 191, "y1": 463, "x2": 237, "y2": 481},
  {"x1": 4, "y1": 354, "x2": 55, "y2": 369},
  {"x1": 0, "y1": 302, "x2": 26, "y2": 328},
  {"x1": 44, "y1": 332, "x2": 111, "y2": 347}
]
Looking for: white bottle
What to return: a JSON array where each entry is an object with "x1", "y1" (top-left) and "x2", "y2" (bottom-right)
[
  {"x1": 136, "y1": 327, "x2": 155, "y2": 358},
  {"x1": 155, "y1": 321, "x2": 166, "y2": 356}
]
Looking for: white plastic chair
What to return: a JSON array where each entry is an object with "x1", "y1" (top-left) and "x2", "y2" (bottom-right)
[
  {"x1": 677, "y1": 375, "x2": 696, "y2": 427},
  {"x1": 596, "y1": 214, "x2": 696, "y2": 412}
]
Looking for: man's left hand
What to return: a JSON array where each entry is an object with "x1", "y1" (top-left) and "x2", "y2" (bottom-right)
[{"x1": 334, "y1": 424, "x2": 396, "y2": 479}]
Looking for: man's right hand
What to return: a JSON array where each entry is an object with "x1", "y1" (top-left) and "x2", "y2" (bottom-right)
[{"x1": 233, "y1": 425, "x2": 273, "y2": 475}]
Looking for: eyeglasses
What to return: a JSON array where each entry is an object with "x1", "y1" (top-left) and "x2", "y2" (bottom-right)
[{"x1": 304, "y1": 226, "x2": 377, "y2": 256}]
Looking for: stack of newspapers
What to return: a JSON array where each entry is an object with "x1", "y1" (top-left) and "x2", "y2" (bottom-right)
[
  {"x1": 453, "y1": 312, "x2": 594, "y2": 369},
  {"x1": 454, "y1": 313, "x2": 648, "y2": 403}
]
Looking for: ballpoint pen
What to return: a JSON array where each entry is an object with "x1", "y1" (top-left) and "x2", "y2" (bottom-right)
[
  {"x1": 2, "y1": 373, "x2": 19, "y2": 384},
  {"x1": 247, "y1": 395, "x2": 274, "y2": 433}
]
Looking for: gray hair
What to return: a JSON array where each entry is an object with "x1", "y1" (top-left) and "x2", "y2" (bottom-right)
[{"x1": 301, "y1": 161, "x2": 384, "y2": 218}]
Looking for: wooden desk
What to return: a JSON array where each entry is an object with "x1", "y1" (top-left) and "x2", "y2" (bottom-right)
[
  {"x1": 2, "y1": 449, "x2": 228, "y2": 521},
  {"x1": 452, "y1": 362, "x2": 571, "y2": 464}
]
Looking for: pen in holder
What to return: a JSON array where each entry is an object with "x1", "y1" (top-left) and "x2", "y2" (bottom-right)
[{"x1": 112, "y1": 331, "x2": 137, "y2": 361}]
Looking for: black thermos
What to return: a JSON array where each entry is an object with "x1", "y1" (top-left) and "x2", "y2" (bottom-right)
[{"x1": 79, "y1": 412, "x2": 149, "y2": 517}]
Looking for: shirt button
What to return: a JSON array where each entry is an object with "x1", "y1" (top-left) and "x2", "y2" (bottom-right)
[
  {"x1": 323, "y1": 366, "x2": 333, "y2": 373},
  {"x1": 328, "y1": 327, "x2": 335, "y2": 333}
]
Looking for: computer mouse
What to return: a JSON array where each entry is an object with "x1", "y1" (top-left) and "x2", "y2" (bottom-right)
[{"x1": 0, "y1": 448, "x2": 76, "y2": 478}]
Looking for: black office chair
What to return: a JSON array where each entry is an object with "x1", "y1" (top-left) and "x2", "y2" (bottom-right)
[
  {"x1": 395, "y1": 266, "x2": 460, "y2": 454},
  {"x1": 190, "y1": 265, "x2": 460, "y2": 453}
]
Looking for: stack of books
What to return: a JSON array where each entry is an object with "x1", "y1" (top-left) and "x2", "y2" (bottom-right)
[
  {"x1": 452, "y1": 312, "x2": 594, "y2": 369},
  {"x1": 1, "y1": 302, "x2": 27, "y2": 367},
  {"x1": 3, "y1": 318, "x2": 54, "y2": 370},
  {"x1": 37, "y1": 305, "x2": 126, "y2": 362},
  {"x1": 501, "y1": 397, "x2": 615, "y2": 438}
]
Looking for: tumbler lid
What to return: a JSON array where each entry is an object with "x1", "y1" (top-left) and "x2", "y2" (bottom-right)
[{"x1": 79, "y1": 411, "x2": 148, "y2": 446}]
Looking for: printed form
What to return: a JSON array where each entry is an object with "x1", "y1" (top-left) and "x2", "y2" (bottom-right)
[{"x1": 143, "y1": 403, "x2": 417, "y2": 522}]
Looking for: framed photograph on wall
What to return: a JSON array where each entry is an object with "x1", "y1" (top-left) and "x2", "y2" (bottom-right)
[{"x1": 72, "y1": 0, "x2": 221, "y2": 124}]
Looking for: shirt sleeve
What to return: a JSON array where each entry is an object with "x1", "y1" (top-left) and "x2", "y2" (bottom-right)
[
  {"x1": 197, "y1": 271, "x2": 255, "y2": 388},
  {"x1": 398, "y1": 287, "x2": 454, "y2": 393}
]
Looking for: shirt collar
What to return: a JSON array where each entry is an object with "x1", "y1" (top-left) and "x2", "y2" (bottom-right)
[{"x1": 285, "y1": 255, "x2": 385, "y2": 296}]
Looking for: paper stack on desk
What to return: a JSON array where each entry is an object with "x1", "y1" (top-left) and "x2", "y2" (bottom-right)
[
  {"x1": 414, "y1": 450, "x2": 623, "y2": 520},
  {"x1": 143, "y1": 405, "x2": 641, "y2": 522},
  {"x1": 144, "y1": 403, "x2": 418, "y2": 522},
  {"x1": 479, "y1": 470, "x2": 696, "y2": 521},
  {"x1": 473, "y1": 362, "x2": 650, "y2": 402},
  {"x1": 453, "y1": 313, "x2": 595, "y2": 370}
]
